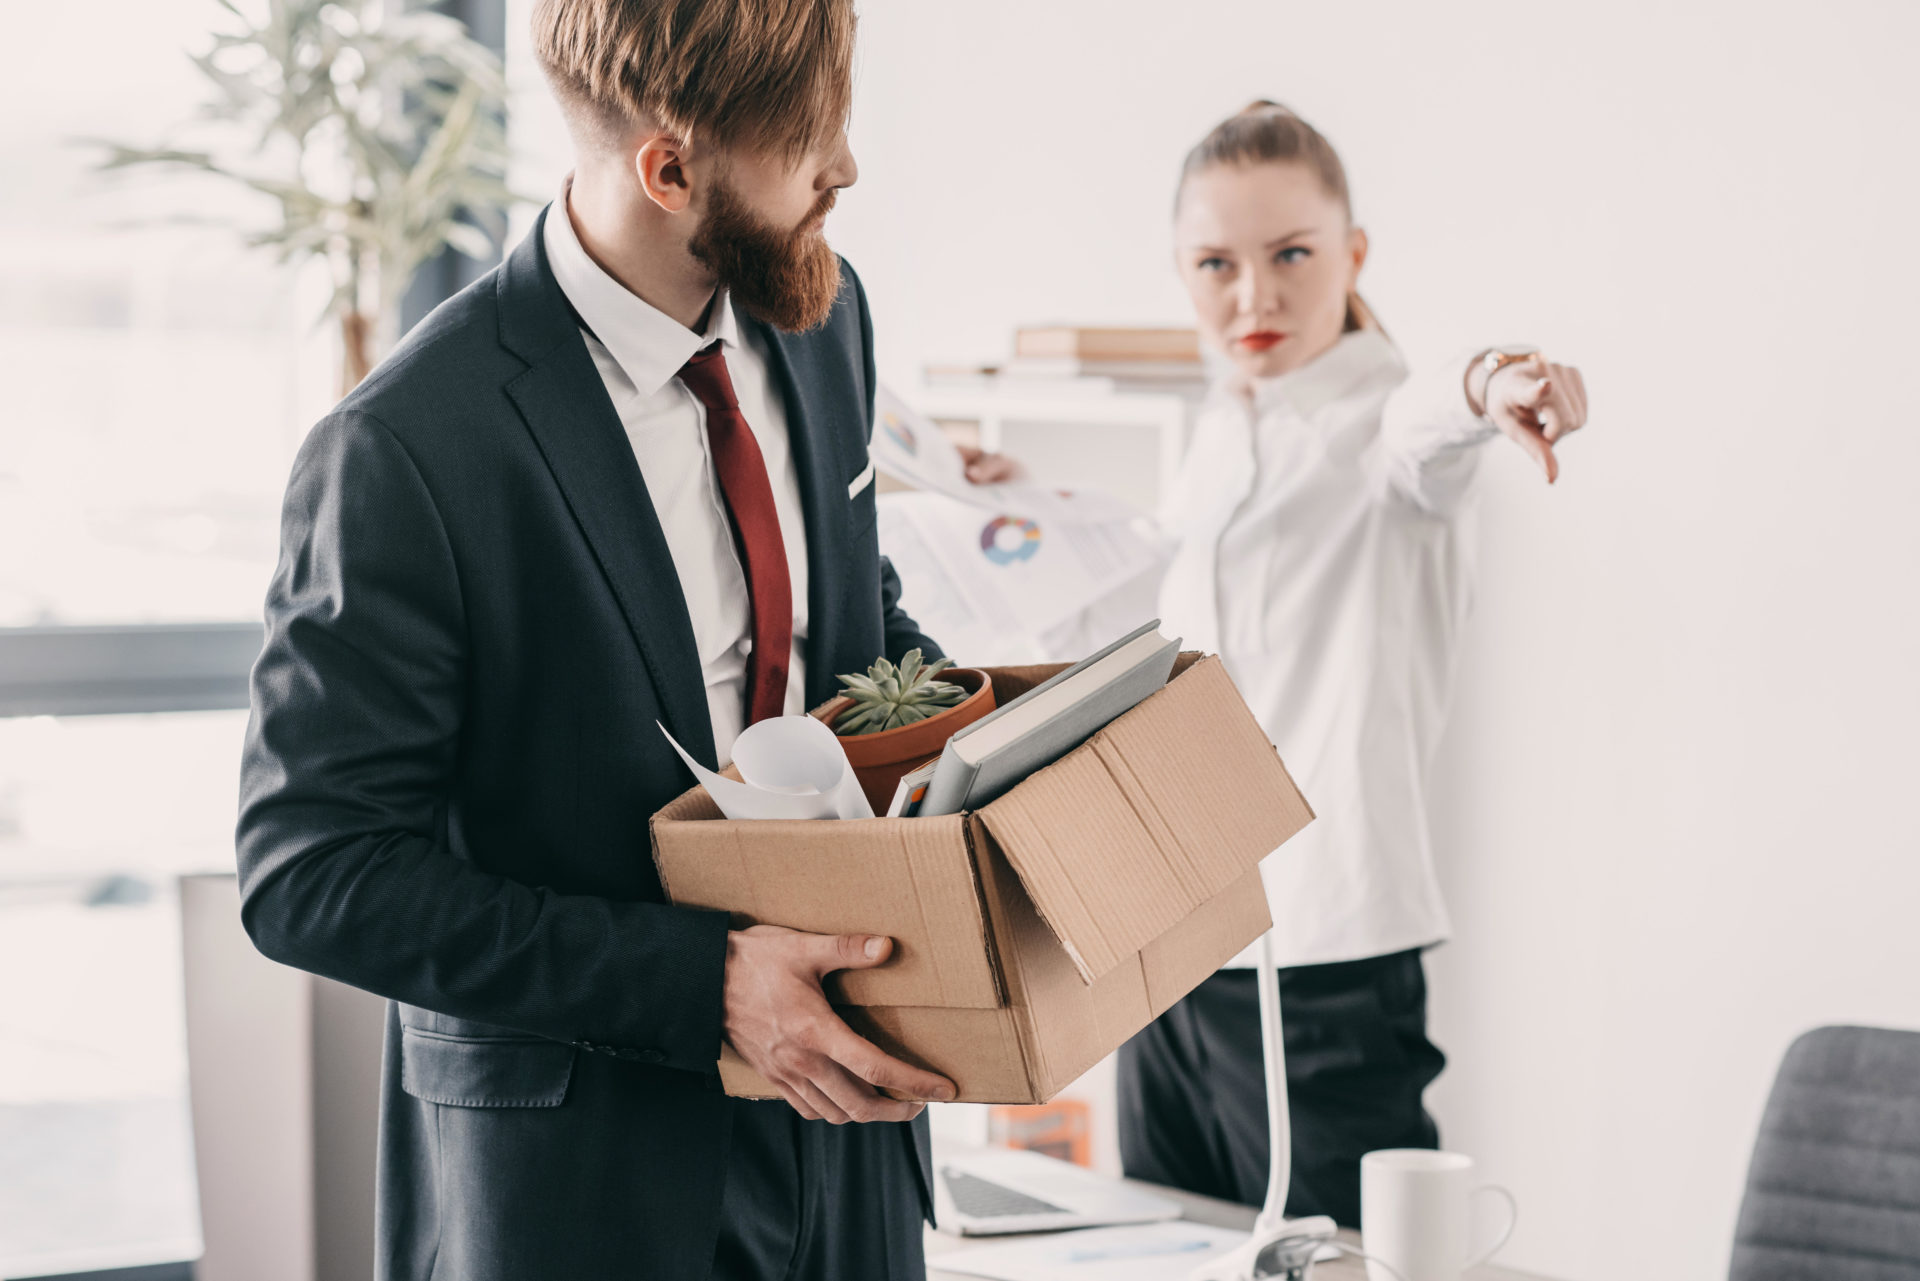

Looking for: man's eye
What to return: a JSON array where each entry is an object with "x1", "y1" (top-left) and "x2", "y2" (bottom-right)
[{"x1": 1277, "y1": 247, "x2": 1311, "y2": 264}]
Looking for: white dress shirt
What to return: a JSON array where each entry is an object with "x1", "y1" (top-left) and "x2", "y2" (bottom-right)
[
  {"x1": 544, "y1": 186, "x2": 811, "y2": 765},
  {"x1": 1157, "y1": 329, "x2": 1500, "y2": 968}
]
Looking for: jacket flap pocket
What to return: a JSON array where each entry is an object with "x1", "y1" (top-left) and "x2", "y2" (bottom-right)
[{"x1": 400, "y1": 1027, "x2": 576, "y2": 1109}]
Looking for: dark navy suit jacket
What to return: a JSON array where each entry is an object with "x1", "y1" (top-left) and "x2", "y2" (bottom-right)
[{"x1": 236, "y1": 207, "x2": 939, "y2": 1279}]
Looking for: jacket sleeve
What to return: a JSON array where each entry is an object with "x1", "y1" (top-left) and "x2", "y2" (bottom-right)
[
  {"x1": 879, "y1": 556, "x2": 943, "y2": 662},
  {"x1": 843, "y1": 255, "x2": 946, "y2": 664},
  {"x1": 236, "y1": 409, "x2": 729, "y2": 1073},
  {"x1": 1375, "y1": 349, "x2": 1502, "y2": 518}
]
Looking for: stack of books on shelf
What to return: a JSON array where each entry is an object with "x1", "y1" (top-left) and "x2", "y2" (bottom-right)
[{"x1": 925, "y1": 326, "x2": 1209, "y2": 395}]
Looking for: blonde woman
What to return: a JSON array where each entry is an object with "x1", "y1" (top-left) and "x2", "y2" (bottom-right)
[{"x1": 1116, "y1": 101, "x2": 1591, "y2": 1227}]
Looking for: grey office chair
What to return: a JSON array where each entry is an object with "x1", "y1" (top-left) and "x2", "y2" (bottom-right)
[{"x1": 1729, "y1": 1025, "x2": 1920, "y2": 1280}]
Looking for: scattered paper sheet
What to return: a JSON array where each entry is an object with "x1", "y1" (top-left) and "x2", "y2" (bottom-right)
[
  {"x1": 878, "y1": 491, "x2": 1168, "y2": 666},
  {"x1": 659, "y1": 716, "x2": 873, "y2": 820},
  {"x1": 874, "y1": 386, "x2": 1144, "y2": 528},
  {"x1": 933, "y1": 1221, "x2": 1250, "y2": 1281}
]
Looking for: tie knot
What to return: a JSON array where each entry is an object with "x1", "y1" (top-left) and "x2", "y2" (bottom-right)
[{"x1": 677, "y1": 342, "x2": 740, "y2": 412}]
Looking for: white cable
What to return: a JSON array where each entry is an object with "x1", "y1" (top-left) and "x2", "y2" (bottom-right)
[
  {"x1": 1329, "y1": 1241, "x2": 1409, "y2": 1281},
  {"x1": 1254, "y1": 929, "x2": 1290, "y2": 1235}
]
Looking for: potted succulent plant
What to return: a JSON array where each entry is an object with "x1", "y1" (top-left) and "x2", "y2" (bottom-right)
[{"x1": 818, "y1": 649, "x2": 996, "y2": 813}]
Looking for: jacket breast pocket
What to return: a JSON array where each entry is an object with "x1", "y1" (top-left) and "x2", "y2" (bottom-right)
[
  {"x1": 399, "y1": 1025, "x2": 577, "y2": 1109},
  {"x1": 847, "y1": 455, "x2": 878, "y2": 535}
]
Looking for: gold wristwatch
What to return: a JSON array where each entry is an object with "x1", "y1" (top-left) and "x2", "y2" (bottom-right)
[{"x1": 1467, "y1": 345, "x2": 1541, "y2": 419}]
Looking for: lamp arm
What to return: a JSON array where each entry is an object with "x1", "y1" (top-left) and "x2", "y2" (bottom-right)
[
  {"x1": 1185, "y1": 930, "x2": 1339, "y2": 1281},
  {"x1": 1254, "y1": 929, "x2": 1290, "y2": 1235}
]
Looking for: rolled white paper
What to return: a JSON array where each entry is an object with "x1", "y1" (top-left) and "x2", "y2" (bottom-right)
[{"x1": 659, "y1": 716, "x2": 874, "y2": 821}]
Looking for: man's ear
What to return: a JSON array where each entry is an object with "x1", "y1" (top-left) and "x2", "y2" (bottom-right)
[{"x1": 635, "y1": 133, "x2": 693, "y2": 213}]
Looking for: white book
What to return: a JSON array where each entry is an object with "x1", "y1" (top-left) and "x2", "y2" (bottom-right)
[
  {"x1": 916, "y1": 621, "x2": 1180, "y2": 817},
  {"x1": 886, "y1": 758, "x2": 941, "y2": 818}
]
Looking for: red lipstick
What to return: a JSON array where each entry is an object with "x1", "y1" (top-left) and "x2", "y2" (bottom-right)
[{"x1": 1238, "y1": 331, "x2": 1287, "y2": 352}]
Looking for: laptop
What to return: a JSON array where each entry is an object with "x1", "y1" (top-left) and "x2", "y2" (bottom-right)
[{"x1": 935, "y1": 1148, "x2": 1183, "y2": 1237}]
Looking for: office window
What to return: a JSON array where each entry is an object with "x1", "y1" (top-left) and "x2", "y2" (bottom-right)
[
  {"x1": 7, "y1": 0, "x2": 508, "y2": 1269},
  {"x1": 2, "y1": 1, "x2": 329, "y2": 1273},
  {"x1": 2, "y1": 2, "x2": 330, "y2": 630}
]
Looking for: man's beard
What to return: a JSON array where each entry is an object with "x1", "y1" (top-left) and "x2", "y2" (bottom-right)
[{"x1": 689, "y1": 180, "x2": 843, "y2": 333}]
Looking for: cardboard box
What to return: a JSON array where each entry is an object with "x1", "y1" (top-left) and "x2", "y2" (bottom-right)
[{"x1": 649, "y1": 653, "x2": 1313, "y2": 1104}]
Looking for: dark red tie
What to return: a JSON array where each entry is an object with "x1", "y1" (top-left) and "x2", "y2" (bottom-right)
[{"x1": 677, "y1": 342, "x2": 793, "y2": 725}]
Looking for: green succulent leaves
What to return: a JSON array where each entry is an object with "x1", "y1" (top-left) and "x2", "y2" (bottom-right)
[{"x1": 833, "y1": 649, "x2": 967, "y2": 736}]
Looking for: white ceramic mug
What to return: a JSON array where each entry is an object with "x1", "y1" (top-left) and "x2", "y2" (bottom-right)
[{"x1": 1360, "y1": 1149, "x2": 1517, "y2": 1281}]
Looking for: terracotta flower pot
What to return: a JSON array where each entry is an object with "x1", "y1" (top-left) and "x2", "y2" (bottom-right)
[{"x1": 815, "y1": 668, "x2": 997, "y2": 814}]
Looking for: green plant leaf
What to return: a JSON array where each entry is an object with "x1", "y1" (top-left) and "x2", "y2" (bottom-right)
[
  {"x1": 83, "y1": 0, "x2": 526, "y2": 368},
  {"x1": 835, "y1": 706, "x2": 882, "y2": 735},
  {"x1": 838, "y1": 673, "x2": 883, "y2": 698}
]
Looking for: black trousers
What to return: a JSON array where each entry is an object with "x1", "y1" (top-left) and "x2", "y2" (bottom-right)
[
  {"x1": 1116, "y1": 949, "x2": 1445, "y2": 1228},
  {"x1": 707, "y1": 1099, "x2": 925, "y2": 1280}
]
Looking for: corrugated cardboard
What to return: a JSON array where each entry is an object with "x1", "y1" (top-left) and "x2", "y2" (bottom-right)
[{"x1": 650, "y1": 653, "x2": 1314, "y2": 1104}]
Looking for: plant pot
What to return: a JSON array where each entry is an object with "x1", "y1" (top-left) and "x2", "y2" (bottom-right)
[{"x1": 815, "y1": 668, "x2": 996, "y2": 814}]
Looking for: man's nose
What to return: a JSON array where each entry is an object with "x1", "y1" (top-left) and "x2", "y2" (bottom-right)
[{"x1": 827, "y1": 132, "x2": 858, "y2": 191}]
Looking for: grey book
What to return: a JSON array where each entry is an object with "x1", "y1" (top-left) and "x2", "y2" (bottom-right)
[{"x1": 916, "y1": 621, "x2": 1181, "y2": 817}]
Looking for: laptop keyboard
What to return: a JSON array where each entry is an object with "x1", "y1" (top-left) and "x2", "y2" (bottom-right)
[{"x1": 941, "y1": 1166, "x2": 1068, "y2": 1218}]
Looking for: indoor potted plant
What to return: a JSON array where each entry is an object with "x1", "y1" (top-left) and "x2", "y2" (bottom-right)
[
  {"x1": 819, "y1": 649, "x2": 996, "y2": 813},
  {"x1": 92, "y1": 0, "x2": 523, "y2": 395}
]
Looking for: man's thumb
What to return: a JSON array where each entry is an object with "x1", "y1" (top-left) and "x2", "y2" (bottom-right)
[{"x1": 815, "y1": 933, "x2": 892, "y2": 975}]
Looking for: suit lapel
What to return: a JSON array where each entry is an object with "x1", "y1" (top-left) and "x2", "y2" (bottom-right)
[
  {"x1": 742, "y1": 306, "x2": 852, "y2": 711},
  {"x1": 498, "y1": 209, "x2": 716, "y2": 768}
]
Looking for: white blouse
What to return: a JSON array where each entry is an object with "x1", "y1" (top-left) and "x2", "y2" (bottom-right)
[{"x1": 1158, "y1": 329, "x2": 1499, "y2": 968}]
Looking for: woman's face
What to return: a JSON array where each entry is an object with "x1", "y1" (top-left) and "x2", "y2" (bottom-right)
[{"x1": 1174, "y1": 161, "x2": 1367, "y2": 379}]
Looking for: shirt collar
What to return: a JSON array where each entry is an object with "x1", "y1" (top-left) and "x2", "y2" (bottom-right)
[
  {"x1": 544, "y1": 176, "x2": 739, "y2": 398},
  {"x1": 1246, "y1": 328, "x2": 1406, "y2": 419}
]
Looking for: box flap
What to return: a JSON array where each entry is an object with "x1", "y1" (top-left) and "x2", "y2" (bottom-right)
[
  {"x1": 975, "y1": 654, "x2": 1312, "y2": 984},
  {"x1": 651, "y1": 793, "x2": 1003, "y2": 1010}
]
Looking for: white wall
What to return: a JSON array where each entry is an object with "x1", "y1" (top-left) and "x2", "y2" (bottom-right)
[{"x1": 506, "y1": 3, "x2": 1920, "y2": 1277}]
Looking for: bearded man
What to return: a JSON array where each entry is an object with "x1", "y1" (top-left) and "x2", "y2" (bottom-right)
[{"x1": 235, "y1": 2, "x2": 957, "y2": 1277}]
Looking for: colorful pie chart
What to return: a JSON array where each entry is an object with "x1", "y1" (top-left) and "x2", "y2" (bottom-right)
[{"x1": 979, "y1": 515, "x2": 1042, "y2": 565}]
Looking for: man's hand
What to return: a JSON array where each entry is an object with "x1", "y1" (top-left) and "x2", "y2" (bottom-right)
[
  {"x1": 722, "y1": 924, "x2": 958, "y2": 1123},
  {"x1": 1477, "y1": 356, "x2": 1590, "y2": 484},
  {"x1": 955, "y1": 444, "x2": 1025, "y2": 485}
]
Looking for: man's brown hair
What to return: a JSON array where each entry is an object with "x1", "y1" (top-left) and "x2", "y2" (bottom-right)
[{"x1": 532, "y1": 0, "x2": 856, "y2": 161}]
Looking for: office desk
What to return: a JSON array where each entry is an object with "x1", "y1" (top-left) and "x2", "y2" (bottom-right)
[{"x1": 927, "y1": 1179, "x2": 1553, "y2": 1280}]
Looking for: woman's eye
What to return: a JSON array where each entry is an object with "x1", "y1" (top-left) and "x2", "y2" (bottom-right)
[
  {"x1": 1198, "y1": 256, "x2": 1231, "y2": 272},
  {"x1": 1276, "y1": 246, "x2": 1311, "y2": 264}
]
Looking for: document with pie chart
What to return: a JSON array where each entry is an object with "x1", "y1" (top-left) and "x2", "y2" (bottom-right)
[{"x1": 871, "y1": 386, "x2": 1170, "y2": 664}]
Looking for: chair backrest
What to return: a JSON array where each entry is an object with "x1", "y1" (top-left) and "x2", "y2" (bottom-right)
[{"x1": 1730, "y1": 1025, "x2": 1920, "y2": 1280}]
